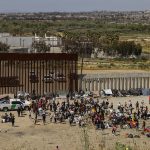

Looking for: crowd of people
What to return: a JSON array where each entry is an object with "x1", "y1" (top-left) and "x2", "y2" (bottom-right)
[
  {"x1": 1, "y1": 93, "x2": 150, "y2": 138},
  {"x1": 1, "y1": 112, "x2": 15, "y2": 126},
  {"x1": 28, "y1": 94, "x2": 150, "y2": 136}
]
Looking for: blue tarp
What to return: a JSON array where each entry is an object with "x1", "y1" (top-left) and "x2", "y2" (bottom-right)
[{"x1": 142, "y1": 89, "x2": 150, "y2": 96}]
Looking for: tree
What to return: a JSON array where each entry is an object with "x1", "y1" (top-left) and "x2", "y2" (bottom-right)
[
  {"x1": 32, "y1": 40, "x2": 50, "y2": 53},
  {"x1": 116, "y1": 41, "x2": 142, "y2": 57},
  {"x1": 0, "y1": 42, "x2": 9, "y2": 52},
  {"x1": 134, "y1": 43, "x2": 142, "y2": 56},
  {"x1": 62, "y1": 31, "x2": 94, "y2": 57}
]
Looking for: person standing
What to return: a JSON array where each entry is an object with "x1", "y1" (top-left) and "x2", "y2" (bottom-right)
[
  {"x1": 112, "y1": 125, "x2": 117, "y2": 135},
  {"x1": 66, "y1": 93, "x2": 69, "y2": 101},
  {"x1": 17, "y1": 106, "x2": 21, "y2": 117},
  {"x1": 106, "y1": 99, "x2": 109, "y2": 108},
  {"x1": 137, "y1": 109, "x2": 140, "y2": 119},
  {"x1": 20, "y1": 104, "x2": 23, "y2": 116},
  {"x1": 34, "y1": 112, "x2": 38, "y2": 125},
  {"x1": 56, "y1": 146, "x2": 60, "y2": 150},
  {"x1": 28, "y1": 106, "x2": 31, "y2": 119},
  {"x1": 110, "y1": 102, "x2": 113, "y2": 109},
  {"x1": 136, "y1": 101, "x2": 139, "y2": 110},
  {"x1": 50, "y1": 100, "x2": 53, "y2": 111},
  {"x1": 118, "y1": 102, "x2": 121, "y2": 110},
  {"x1": 11, "y1": 114, "x2": 15, "y2": 127},
  {"x1": 54, "y1": 112, "x2": 57, "y2": 123},
  {"x1": 142, "y1": 121, "x2": 146, "y2": 131},
  {"x1": 136, "y1": 120, "x2": 139, "y2": 130},
  {"x1": 42, "y1": 109, "x2": 46, "y2": 125}
]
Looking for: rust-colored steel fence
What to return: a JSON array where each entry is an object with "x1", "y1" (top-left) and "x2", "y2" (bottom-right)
[{"x1": 0, "y1": 53, "x2": 78, "y2": 96}]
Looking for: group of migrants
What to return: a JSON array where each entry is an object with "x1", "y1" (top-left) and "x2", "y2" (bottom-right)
[
  {"x1": 1, "y1": 112, "x2": 15, "y2": 126},
  {"x1": 1, "y1": 93, "x2": 149, "y2": 136},
  {"x1": 28, "y1": 94, "x2": 149, "y2": 136}
]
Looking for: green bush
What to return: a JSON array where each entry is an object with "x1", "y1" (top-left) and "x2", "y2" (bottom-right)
[{"x1": 115, "y1": 142, "x2": 132, "y2": 150}]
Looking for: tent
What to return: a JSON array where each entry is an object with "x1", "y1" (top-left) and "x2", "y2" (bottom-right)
[
  {"x1": 142, "y1": 89, "x2": 150, "y2": 96},
  {"x1": 103, "y1": 89, "x2": 113, "y2": 96}
]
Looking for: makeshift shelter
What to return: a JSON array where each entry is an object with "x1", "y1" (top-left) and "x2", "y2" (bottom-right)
[
  {"x1": 100, "y1": 89, "x2": 113, "y2": 97},
  {"x1": 142, "y1": 89, "x2": 150, "y2": 96}
]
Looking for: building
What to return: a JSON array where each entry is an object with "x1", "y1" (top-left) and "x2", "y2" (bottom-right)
[
  {"x1": 0, "y1": 36, "x2": 34, "y2": 48},
  {"x1": 44, "y1": 34, "x2": 62, "y2": 47},
  {"x1": 0, "y1": 33, "x2": 10, "y2": 37}
]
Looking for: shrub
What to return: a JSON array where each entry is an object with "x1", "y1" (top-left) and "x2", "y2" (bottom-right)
[{"x1": 115, "y1": 142, "x2": 132, "y2": 150}]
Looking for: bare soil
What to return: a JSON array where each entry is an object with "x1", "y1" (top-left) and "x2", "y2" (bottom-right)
[{"x1": 0, "y1": 96, "x2": 150, "y2": 150}]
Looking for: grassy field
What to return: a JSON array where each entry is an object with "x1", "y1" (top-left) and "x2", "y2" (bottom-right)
[
  {"x1": 78, "y1": 58, "x2": 150, "y2": 71},
  {"x1": 120, "y1": 34, "x2": 150, "y2": 54},
  {"x1": 79, "y1": 33, "x2": 150, "y2": 71}
]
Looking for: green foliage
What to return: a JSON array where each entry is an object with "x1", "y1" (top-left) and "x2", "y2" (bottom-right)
[
  {"x1": 0, "y1": 41, "x2": 9, "y2": 52},
  {"x1": 115, "y1": 142, "x2": 132, "y2": 150},
  {"x1": 61, "y1": 30, "x2": 142, "y2": 58},
  {"x1": 1, "y1": 20, "x2": 150, "y2": 36},
  {"x1": 62, "y1": 31, "x2": 93, "y2": 57},
  {"x1": 32, "y1": 41, "x2": 50, "y2": 52},
  {"x1": 116, "y1": 41, "x2": 142, "y2": 57},
  {"x1": 0, "y1": 19, "x2": 145, "y2": 56}
]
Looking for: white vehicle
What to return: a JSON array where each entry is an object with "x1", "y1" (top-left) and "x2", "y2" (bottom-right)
[
  {"x1": 21, "y1": 100, "x2": 31, "y2": 110},
  {"x1": 10, "y1": 98, "x2": 31, "y2": 110},
  {"x1": 10, "y1": 98, "x2": 21, "y2": 102},
  {"x1": 0, "y1": 100, "x2": 24, "y2": 112}
]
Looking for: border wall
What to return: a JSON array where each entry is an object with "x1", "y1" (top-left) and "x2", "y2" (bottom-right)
[
  {"x1": 79, "y1": 73, "x2": 150, "y2": 92},
  {"x1": 0, "y1": 53, "x2": 78, "y2": 95}
]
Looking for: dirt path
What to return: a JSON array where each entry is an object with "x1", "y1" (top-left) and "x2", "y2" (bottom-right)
[{"x1": 79, "y1": 69, "x2": 149, "y2": 74}]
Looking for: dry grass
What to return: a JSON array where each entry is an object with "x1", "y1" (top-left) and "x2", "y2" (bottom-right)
[{"x1": 78, "y1": 58, "x2": 150, "y2": 71}]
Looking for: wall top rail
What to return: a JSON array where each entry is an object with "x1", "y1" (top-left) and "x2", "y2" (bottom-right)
[
  {"x1": 81, "y1": 73, "x2": 150, "y2": 79},
  {"x1": 0, "y1": 53, "x2": 78, "y2": 61}
]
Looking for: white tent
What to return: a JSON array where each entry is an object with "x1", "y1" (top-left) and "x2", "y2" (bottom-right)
[{"x1": 103, "y1": 89, "x2": 113, "y2": 95}]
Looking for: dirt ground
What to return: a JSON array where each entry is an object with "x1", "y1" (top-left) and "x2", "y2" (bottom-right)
[
  {"x1": 0, "y1": 96, "x2": 150, "y2": 150},
  {"x1": 79, "y1": 69, "x2": 149, "y2": 74}
]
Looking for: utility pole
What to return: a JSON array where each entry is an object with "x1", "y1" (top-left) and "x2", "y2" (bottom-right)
[{"x1": 80, "y1": 42, "x2": 85, "y2": 91}]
